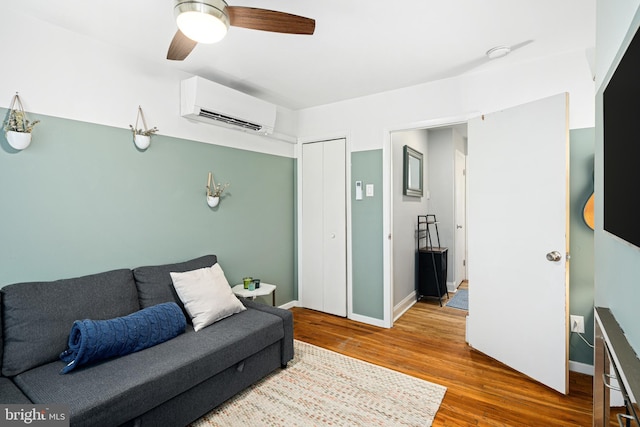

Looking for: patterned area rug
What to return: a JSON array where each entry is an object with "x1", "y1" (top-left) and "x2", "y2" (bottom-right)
[
  {"x1": 191, "y1": 340, "x2": 446, "y2": 427},
  {"x1": 446, "y1": 288, "x2": 469, "y2": 311}
]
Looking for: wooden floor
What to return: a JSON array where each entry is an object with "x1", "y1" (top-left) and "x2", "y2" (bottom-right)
[{"x1": 291, "y1": 290, "x2": 594, "y2": 426}]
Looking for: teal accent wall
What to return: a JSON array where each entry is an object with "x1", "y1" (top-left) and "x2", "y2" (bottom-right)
[
  {"x1": 351, "y1": 150, "x2": 384, "y2": 319},
  {"x1": 595, "y1": 1, "x2": 640, "y2": 353},
  {"x1": 0, "y1": 110, "x2": 295, "y2": 305},
  {"x1": 569, "y1": 128, "x2": 595, "y2": 365}
]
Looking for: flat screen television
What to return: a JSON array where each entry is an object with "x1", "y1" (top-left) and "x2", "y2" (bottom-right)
[{"x1": 603, "y1": 21, "x2": 640, "y2": 249}]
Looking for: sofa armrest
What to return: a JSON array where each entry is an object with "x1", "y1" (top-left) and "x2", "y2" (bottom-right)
[
  {"x1": 241, "y1": 299, "x2": 293, "y2": 365},
  {"x1": 0, "y1": 377, "x2": 32, "y2": 404}
]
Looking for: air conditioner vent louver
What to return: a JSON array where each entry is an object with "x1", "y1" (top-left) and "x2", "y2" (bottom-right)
[
  {"x1": 198, "y1": 109, "x2": 262, "y2": 132},
  {"x1": 181, "y1": 76, "x2": 276, "y2": 135}
]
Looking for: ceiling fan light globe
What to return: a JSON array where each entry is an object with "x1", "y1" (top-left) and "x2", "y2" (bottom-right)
[
  {"x1": 174, "y1": 0, "x2": 230, "y2": 44},
  {"x1": 177, "y1": 11, "x2": 228, "y2": 43}
]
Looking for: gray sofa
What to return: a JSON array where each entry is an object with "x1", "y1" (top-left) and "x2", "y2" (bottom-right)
[{"x1": 0, "y1": 255, "x2": 294, "y2": 426}]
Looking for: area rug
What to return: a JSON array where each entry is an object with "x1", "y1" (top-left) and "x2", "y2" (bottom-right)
[
  {"x1": 446, "y1": 288, "x2": 468, "y2": 311},
  {"x1": 191, "y1": 340, "x2": 446, "y2": 427}
]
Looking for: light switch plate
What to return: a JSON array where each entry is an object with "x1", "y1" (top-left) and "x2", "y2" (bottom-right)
[{"x1": 365, "y1": 184, "x2": 374, "y2": 197}]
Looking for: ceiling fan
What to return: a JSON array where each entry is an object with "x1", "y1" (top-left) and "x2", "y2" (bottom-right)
[{"x1": 167, "y1": 0, "x2": 316, "y2": 61}]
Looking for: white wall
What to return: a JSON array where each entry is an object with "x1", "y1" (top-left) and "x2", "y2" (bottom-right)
[
  {"x1": 297, "y1": 49, "x2": 595, "y2": 150},
  {"x1": 595, "y1": 0, "x2": 640, "y2": 89},
  {"x1": 0, "y1": 7, "x2": 297, "y2": 158}
]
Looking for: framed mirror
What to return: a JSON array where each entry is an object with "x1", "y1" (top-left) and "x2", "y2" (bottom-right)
[{"x1": 403, "y1": 145, "x2": 423, "y2": 197}]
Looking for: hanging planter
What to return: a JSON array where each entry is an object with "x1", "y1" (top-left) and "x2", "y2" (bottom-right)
[
  {"x1": 6, "y1": 131, "x2": 32, "y2": 150},
  {"x1": 129, "y1": 106, "x2": 158, "y2": 150},
  {"x1": 134, "y1": 134, "x2": 151, "y2": 150},
  {"x1": 206, "y1": 195, "x2": 220, "y2": 208},
  {"x1": 3, "y1": 93, "x2": 39, "y2": 150},
  {"x1": 206, "y1": 172, "x2": 229, "y2": 208}
]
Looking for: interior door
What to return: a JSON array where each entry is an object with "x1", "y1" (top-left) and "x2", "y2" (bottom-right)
[
  {"x1": 300, "y1": 139, "x2": 347, "y2": 316},
  {"x1": 466, "y1": 93, "x2": 569, "y2": 394},
  {"x1": 454, "y1": 149, "x2": 467, "y2": 287}
]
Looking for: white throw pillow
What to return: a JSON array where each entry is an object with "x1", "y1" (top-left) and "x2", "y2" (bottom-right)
[{"x1": 170, "y1": 263, "x2": 246, "y2": 331}]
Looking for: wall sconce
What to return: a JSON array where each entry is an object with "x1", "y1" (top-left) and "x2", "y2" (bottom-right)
[{"x1": 206, "y1": 172, "x2": 229, "y2": 208}]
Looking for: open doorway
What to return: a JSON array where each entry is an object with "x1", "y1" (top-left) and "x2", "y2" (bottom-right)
[
  {"x1": 386, "y1": 94, "x2": 570, "y2": 394},
  {"x1": 390, "y1": 123, "x2": 468, "y2": 321}
]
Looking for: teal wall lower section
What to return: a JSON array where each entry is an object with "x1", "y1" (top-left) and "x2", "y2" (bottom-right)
[
  {"x1": 594, "y1": 1, "x2": 640, "y2": 355},
  {"x1": 0, "y1": 110, "x2": 295, "y2": 306},
  {"x1": 351, "y1": 150, "x2": 384, "y2": 319},
  {"x1": 569, "y1": 128, "x2": 595, "y2": 365}
]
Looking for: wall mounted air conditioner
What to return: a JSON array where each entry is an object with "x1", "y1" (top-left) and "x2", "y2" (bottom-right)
[{"x1": 180, "y1": 76, "x2": 276, "y2": 135}]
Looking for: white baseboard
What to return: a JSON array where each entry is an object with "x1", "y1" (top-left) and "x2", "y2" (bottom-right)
[
  {"x1": 569, "y1": 360, "x2": 594, "y2": 376},
  {"x1": 279, "y1": 300, "x2": 299, "y2": 310},
  {"x1": 393, "y1": 291, "x2": 417, "y2": 322},
  {"x1": 283, "y1": 300, "x2": 387, "y2": 328},
  {"x1": 349, "y1": 313, "x2": 387, "y2": 328}
]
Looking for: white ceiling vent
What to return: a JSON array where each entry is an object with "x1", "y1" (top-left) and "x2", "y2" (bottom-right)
[{"x1": 180, "y1": 76, "x2": 276, "y2": 135}]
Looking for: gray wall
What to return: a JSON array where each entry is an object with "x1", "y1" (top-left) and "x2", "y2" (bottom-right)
[
  {"x1": 391, "y1": 130, "x2": 429, "y2": 308},
  {"x1": 595, "y1": 0, "x2": 640, "y2": 353},
  {"x1": 426, "y1": 127, "x2": 466, "y2": 288},
  {"x1": 0, "y1": 110, "x2": 296, "y2": 306}
]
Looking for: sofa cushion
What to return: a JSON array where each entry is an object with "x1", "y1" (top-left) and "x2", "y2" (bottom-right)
[
  {"x1": 133, "y1": 255, "x2": 217, "y2": 316},
  {"x1": 0, "y1": 377, "x2": 32, "y2": 404},
  {"x1": 1, "y1": 269, "x2": 140, "y2": 377},
  {"x1": 14, "y1": 307, "x2": 284, "y2": 427},
  {"x1": 170, "y1": 263, "x2": 246, "y2": 331}
]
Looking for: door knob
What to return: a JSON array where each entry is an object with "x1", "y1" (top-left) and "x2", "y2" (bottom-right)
[
  {"x1": 546, "y1": 251, "x2": 562, "y2": 262},
  {"x1": 456, "y1": 225, "x2": 463, "y2": 229}
]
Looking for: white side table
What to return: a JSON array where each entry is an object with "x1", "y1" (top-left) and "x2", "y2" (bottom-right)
[{"x1": 231, "y1": 283, "x2": 277, "y2": 306}]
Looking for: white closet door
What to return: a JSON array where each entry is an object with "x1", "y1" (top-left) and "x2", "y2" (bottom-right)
[{"x1": 301, "y1": 139, "x2": 347, "y2": 317}]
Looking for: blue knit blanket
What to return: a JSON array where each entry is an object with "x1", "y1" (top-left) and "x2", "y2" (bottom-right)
[{"x1": 60, "y1": 302, "x2": 186, "y2": 374}]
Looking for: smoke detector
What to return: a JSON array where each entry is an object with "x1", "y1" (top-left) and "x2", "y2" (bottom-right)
[{"x1": 486, "y1": 46, "x2": 511, "y2": 60}]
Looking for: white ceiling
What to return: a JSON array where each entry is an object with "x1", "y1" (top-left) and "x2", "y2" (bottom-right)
[{"x1": 8, "y1": 0, "x2": 596, "y2": 110}]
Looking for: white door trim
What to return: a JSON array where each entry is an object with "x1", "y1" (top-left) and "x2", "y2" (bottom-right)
[
  {"x1": 383, "y1": 113, "x2": 478, "y2": 328},
  {"x1": 454, "y1": 149, "x2": 468, "y2": 289}
]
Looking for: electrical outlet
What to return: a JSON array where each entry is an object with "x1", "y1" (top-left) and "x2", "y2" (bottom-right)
[{"x1": 570, "y1": 315, "x2": 585, "y2": 334}]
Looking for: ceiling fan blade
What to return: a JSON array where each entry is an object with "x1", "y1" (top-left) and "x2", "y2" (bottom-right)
[
  {"x1": 167, "y1": 29, "x2": 198, "y2": 61},
  {"x1": 227, "y1": 7, "x2": 315, "y2": 35}
]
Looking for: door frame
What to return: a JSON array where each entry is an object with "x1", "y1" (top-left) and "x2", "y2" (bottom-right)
[
  {"x1": 454, "y1": 149, "x2": 468, "y2": 287},
  {"x1": 383, "y1": 114, "x2": 476, "y2": 327},
  {"x1": 297, "y1": 133, "x2": 353, "y2": 318}
]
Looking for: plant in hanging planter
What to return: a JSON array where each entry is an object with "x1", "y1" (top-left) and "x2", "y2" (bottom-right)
[
  {"x1": 206, "y1": 172, "x2": 230, "y2": 208},
  {"x1": 129, "y1": 106, "x2": 158, "y2": 150},
  {"x1": 128, "y1": 125, "x2": 159, "y2": 137},
  {"x1": 210, "y1": 181, "x2": 230, "y2": 198},
  {"x1": 3, "y1": 93, "x2": 40, "y2": 150},
  {"x1": 129, "y1": 125, "x2": 158, "y2": 150},
  {"x1": 4, "y1": 110, "x2": 40, "y2": 133}
]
